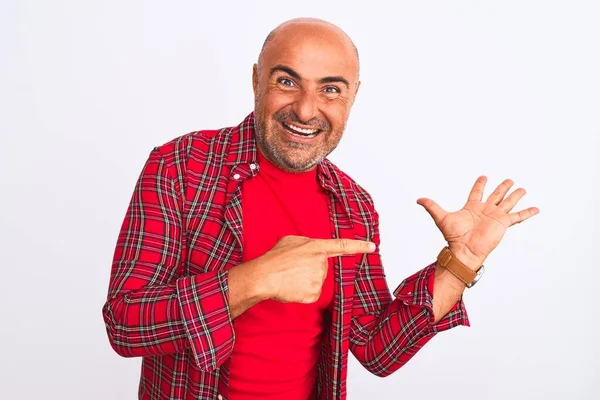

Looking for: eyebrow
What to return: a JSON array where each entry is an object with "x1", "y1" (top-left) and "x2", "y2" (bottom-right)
[
  {"x1": 318, "y1": 76, "x2": 350, "y2": 89},
  {"x1": 269, "y1": 64, "x2": 350, "y2": 89}
]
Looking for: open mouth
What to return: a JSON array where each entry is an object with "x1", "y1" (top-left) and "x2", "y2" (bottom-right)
[{"x1": 281, "y1": 122, "x2": 321, "y2": 139}]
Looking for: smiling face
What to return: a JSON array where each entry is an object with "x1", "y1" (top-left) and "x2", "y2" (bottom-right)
[{"x1": 253, "y1": 19, "x2": 361, "y2": 172}]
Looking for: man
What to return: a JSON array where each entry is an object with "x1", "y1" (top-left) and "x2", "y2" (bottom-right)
[{"x1": 103, "y1": 18, "x2": 539, "y2": 400}]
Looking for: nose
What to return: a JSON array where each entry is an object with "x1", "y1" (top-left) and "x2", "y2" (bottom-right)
[{"x1": 292, "y1": 90, "x2": 318, "y2": 124}]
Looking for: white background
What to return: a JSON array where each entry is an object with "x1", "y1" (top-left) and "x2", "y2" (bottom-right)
[{"x1": 1, "y1": 1, "x2": 598, "y2": 399}]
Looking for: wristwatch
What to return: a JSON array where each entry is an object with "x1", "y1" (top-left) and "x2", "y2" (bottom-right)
[{"x1": 436, "y1": 246, "x2": 485, "y2": 288}]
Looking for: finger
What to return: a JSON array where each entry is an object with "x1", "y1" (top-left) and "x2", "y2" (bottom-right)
[
  {"x1": 416, "y1": 198, "x2": 448, "y2": 225},
  {"x1": 508, "y1": 207, "x2": 540, "y2": 226},
  {"x1": 281, "y1": 235, "x2": 310, "y2": 241},
  {"x1": 466, "y1": 176, "x2": 488, "y2": 202},
  {"x1": 486, "y1": 179, "x2": 514, "y2": 205},
  {"x1": 499, "y1": 188, "x2": 526, "y2": 213},
  {"x1": 316, "y1": 238, "x2": 377, "y2": 257}
]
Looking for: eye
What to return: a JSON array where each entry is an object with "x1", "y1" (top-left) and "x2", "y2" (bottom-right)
[
  {"x1": 324, "y1": 86, "x2": 340, "y2": 94},
  {"x1": 278, "y1": 78, "x2": 295, "y2": 87}
]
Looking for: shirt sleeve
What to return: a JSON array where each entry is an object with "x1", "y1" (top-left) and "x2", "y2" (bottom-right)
[
  {"x1": 349, "y1": 210, "x2": 469, "y2": 377},
  {"x1": 102, "y1": 148, "x2": 234, "y2": 371}
]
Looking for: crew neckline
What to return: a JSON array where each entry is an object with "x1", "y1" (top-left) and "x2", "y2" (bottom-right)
[{"x1": 256, "y1": 147, "x2": 319, "y2": 185}]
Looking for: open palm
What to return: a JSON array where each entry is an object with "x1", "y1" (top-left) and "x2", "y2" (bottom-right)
[{"x1": 417, "y1": 176, "x2": 539, "y2": 268}]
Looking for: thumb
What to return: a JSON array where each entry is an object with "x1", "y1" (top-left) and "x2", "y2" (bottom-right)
[{"x1": 416, "y1": 197, "x2": 447, "y2": 224}]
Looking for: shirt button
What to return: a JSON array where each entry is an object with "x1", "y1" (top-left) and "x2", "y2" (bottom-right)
[
  {"x1": 249, "y1": 163, "x2": 257, "y2": 170},
  {"x1": 233, "y1": 173, "x2": 241, "y2": 180},
  {"x1": 217, "y1": 395, "x2": 223, "y2": 400}
]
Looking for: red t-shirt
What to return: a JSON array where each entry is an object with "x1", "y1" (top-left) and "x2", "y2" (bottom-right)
[{"x1": 227, "y1": 149, "x2": 334, "y2": 400}]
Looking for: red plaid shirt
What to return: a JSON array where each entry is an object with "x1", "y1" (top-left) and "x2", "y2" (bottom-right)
[{"x1": 103, "y1": 113, "x2": 469, "y2": 400}]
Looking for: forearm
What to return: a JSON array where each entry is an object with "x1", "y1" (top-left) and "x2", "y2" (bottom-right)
[
  {"x1": 104, "y1": 269, "x2": 240, "y2": 370},
  {"x1": 432, "y1": 266, "x2": 466, "y2": 323},
  {"x1": 432, "y1": 244, "x2": 481, "y2": 322},
  {"x1": 351, "y1": 258, "x2": 472, "y2": 376},
  {"x1": 351, "y1": 262, "x2": 470, "y2": 376},
  {"x1": 103, "y1": 284, "x2": 189, "y2": 357},
  {"x1": 227, "y1": 260, "x2": 270, "y2": 319},
  {"x1": 350, "y1": 298, "x2": 438, "y2": 377}
]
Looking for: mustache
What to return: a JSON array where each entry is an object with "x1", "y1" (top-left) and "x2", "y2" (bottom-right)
[{"x1": 273, "y1": 111, "x2": 330, "y2": 131}]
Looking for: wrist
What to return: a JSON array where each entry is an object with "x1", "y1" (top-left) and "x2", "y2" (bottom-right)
[
  {"x1": 244, "y1": 259, "x2": 274, "y2": 301},
  {"x1": 229, "y1": 260, "x2": 272, "y2": 303},
  {"x1": 447, "y1": 244, "x2": 484, "y2": 271}
]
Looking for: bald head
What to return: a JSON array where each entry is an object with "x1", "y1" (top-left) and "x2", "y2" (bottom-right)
[
  {"x1": 258, "y1": 18, "x2": 360, "y2": 79},
  {"x1": 251, "y1": 18, "x2": 361, "y2": 173}
]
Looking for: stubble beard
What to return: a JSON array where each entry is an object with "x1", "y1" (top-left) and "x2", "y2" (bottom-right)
[{"x1": 253, "y1": 111, "x2": 342, "y2": 173}]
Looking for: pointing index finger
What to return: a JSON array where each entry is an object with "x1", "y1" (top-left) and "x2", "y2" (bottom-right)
[{"x1": 316, "y1": 238, "x2": 377, "y2": 257}]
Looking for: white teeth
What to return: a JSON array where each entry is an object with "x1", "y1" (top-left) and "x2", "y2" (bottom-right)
[{"x1": 283, "y1": 122, "x2": 319, "y2": 135}]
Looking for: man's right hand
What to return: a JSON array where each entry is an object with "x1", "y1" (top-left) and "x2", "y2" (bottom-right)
[{"x1": 253, "y1": 235, "x2": 376, "y2": 304}]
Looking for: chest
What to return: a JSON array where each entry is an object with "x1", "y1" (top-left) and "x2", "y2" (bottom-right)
[
  {"x1": 181, "y1": 163, "x2": 367, "y2": 303},
  {"x1": 183, "y1": 162, "x2": 369, "y2": 399}
]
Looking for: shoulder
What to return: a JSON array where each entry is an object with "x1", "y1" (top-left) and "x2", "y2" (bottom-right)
[
  {"x1": 142, "y1": 122, "x2": 240, "y2": 195},
  {"x1": 151, "y1": 114, "x2": 252, "y2": 168},
  {"x1": 322, "y1": 158, "x2": 375, "y2": 207},
  {"x1": 153, "y1": 127, "x2": 232, "y2": 167}
]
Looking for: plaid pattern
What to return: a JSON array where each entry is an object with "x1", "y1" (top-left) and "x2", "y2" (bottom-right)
[{"x1": 103, "y1": 113, "x2": 469, "y2": 400}]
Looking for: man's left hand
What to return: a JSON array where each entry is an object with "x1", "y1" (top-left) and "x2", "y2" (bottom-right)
[{"x1": 416, "y1": 176, "x2": 539, "y2": 270}]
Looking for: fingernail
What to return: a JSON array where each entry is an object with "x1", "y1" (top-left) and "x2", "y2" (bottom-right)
[{"x1": 368, "y1": 242, "x2": 376, "y2": 251}]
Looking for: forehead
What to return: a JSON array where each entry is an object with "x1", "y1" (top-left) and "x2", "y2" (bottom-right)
[{"x1": 261, "y1": 29, "x2": 358, "y2": 81}]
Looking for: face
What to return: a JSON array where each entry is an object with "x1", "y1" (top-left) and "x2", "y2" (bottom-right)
[{"x1": 253, "y1": 25, "x2": 360, "y2": 172}]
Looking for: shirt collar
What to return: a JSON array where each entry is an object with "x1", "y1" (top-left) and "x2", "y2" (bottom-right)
[{"x1": 224, "y1": 112, "x2": 354, "y2": 220}]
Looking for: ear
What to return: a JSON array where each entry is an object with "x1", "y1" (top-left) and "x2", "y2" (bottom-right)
[
  {"x1": 252, "y1": 64, "x2": 259, "y2": 97},
  {"x1": 354, "y1": 80, "x2": 361, "y2": 97},
  {"x1": 350, "y1": 80, "x2": 361, "y2": 106}
]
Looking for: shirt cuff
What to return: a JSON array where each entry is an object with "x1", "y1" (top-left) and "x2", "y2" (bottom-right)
[
  {"x1": 393, "y1": 262, "x2": 470, "y2": 333},
  {"x1": 176, "y1": 269, "x2": 235, "y2": 370}
]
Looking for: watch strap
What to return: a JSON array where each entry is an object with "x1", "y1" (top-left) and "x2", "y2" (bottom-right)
[{"x1": 436, "y1": 246, "x2": 479, "y2": 287}]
